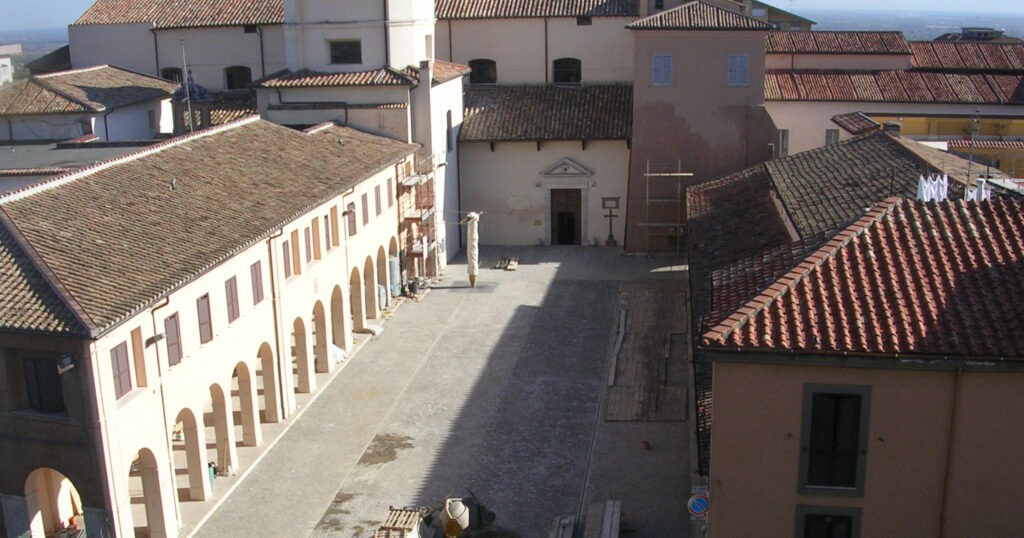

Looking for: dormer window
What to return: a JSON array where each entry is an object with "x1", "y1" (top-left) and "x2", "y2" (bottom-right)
[
  {"x1": 468, "y1": 59, "x2": 496, "y2": 84},
  {"x1": 330, "y1": 40, "x2": 362, "y2": 65},
  {"x1": 553, "y1": 58, "x2": 582, "y2": 85}
]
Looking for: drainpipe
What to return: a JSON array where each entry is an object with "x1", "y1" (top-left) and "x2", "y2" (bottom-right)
[
  {"x1": 148, "y1": 296, "x2": 180, "y2": 527},
  {"x1": 257, "y1": 26, "x2": 267, "y2": 79},
  {"x1": 265, "y1": 228, "x2": 287, "y2": 420},
  {"x1": 382, "y1": 0, "x2": 390, "y2": 67},
  {"x1": 152, "y1": 28, "x2": 160, "y2": 77},
  {"x1": 447, "y1": 20, "x2": 453, "y2": 62},
  {"x1": 938, "y1": 366, "x2": 963, "y2": 537},
  {"x1": 544, "y1": 18, "x2": 550, "y2": 83},
  {"x1": 85, "y1": 341, "x2": 122, "y2": 537}
]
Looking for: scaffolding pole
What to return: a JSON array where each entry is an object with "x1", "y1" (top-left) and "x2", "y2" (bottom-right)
[{"x1": 642, "y1": 159, "x2": 693, "y2": 256}]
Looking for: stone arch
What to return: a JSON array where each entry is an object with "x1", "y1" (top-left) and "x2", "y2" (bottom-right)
[
  {"x1": 24, "y1": 467, "x2": 83, "y2": 537},
  {"x1": 389, "y1": 236, "x2": 399, "y2": 257},
  {"x1": 172, "y1": 407, "x2": 209, "y2": 501},
  {"x1": 363, "y1": 256, "x2": 378, "y2": 320},
  {"x1": 256, "y1": 342, "x2": 280, "y2": 424},
  {"x1": 291, "y1": 317, "x2": 315, "y2": 393},
  {"x1": 233, "y1": 361, "x2": 261, "y2": 447},
  {"x1": 350, "y1": 267, "x2": 365, "y2": 332},
  {"x1": 331, "y1": 285, "x2": 348, "y2": 351},
  {"x1": 312, "y1": 301, "x2": 330, "y2": 374},
  {"x1": 376, "y1": 245, "x2": 390, "y2": 308},
  {"x1": 127, "y1": 447, "x2": 167, "y2": 537}
]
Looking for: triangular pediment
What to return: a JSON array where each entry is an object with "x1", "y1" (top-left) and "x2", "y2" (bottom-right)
[{"x1": 541, "y1": 158, "x2": 592, "y2": 178}]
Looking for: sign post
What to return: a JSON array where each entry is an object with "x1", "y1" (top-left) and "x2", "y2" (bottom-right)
[{"x1": 688, "y1": 486, "x2": 709, "y2": 522}]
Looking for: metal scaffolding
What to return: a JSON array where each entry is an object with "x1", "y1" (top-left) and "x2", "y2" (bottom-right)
[{"x1": 641, "y1": 159, "x2": 693, "y2": 255}]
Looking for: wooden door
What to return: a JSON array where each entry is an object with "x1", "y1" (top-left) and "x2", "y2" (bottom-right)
[{"x1": 550, "y1": 188, "x2": 582, "y2": 245}]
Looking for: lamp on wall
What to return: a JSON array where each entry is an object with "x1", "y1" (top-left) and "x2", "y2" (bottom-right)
[
  {"x1": 145, "y1": 333, "x2": 165, "y2": 347},
  {"x1": 57, "y1": 355, "x2": 75, "y2": 375}
]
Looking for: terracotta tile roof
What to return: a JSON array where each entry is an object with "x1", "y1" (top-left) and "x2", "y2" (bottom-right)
[
  {"x1": 424, "y1": 60, "x2": 472, "y2": 86},
  {"x1": 0, "y1": 118, "x2": 416, "y2": 335},
  {"x1": 766, "y1": 31, "x2": 911, "y2": 55},
  {"x1": 627, "y1": 1, "x2": 770, "y2": 31},
  {"x1": 765, "y1": 70, "x2": 1024, "y2": 104},
  {"x1": 947, "y1": 139, "x2": 1024, "y2": 150},
  {"x1": 74, "y1": 0, "x2": 284, "y2": 29},
  {"x1": 253, "y1": 68, "x2": 417, "y2": 88},
  {"x1": 178, "y1": 93, "x2": 257, "y2": 127},
  {"x1": 703, "y1": 197, "x2": 1024, "y2": 359},
  {"x1": 436, "y1": 0, "x2": 638, "y2": 19},
  {"x1": 910, "y1": 42, "x2": 1024, "y2": 72},
  {"x1": 0, "y1": 65, "x2": 178, "y2": 116},
  {"x1": 461, "y1": 84, "x2": 632, "y2": 141},
  {"x1": 831, "y1": 111, "x2": 880, "y2": 135}
]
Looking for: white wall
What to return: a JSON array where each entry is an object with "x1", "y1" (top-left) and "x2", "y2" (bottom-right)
[
  {"x1": 285, "y1": 23, "x2": 387, "y2": 72},
  {"x1": 1, "y1": 114, "x2": 88, "y2": 141},
  {"x1": 69, "y1": 23, "x2": 156, "y2": 74},
  {"x1": 156, "y1": 26, "x2": 285, "y2": 90},
  {"x1": 0, "y1": 58, "x2": 12, "y2": 86},
  {"x1": 459, "y1": 140, "x2": 630, "y2": 246},
  {"x1": 100, "y1": 99, "x2": 169, "y2": 140},
  {"x1": 257, "y1": 85, "x2": 413, "y2": 141}
]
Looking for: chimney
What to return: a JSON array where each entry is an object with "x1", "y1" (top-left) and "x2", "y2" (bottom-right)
[
  {"x1": 419, "y1": 59, "x2": 434, "y2": 86},
  {"x1": 882, "y1": 121, "x2": 901, "y2": 137}
]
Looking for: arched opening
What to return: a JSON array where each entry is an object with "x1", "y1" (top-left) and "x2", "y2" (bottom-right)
[
  {"x1": 330, "y1": 285, "x2": 348, "y2": 351},
  {"x1": 127, "y1": 448, "x2": 166, "y2": 537},
  {"x1": 553, "y1": 57, "x2": 582, "y2": 84},
  {"x1": 468, "y1": 58, "x2": 496, "y2": 84},
  {"x1": 224, "y1": 65, "x2": 252, "y2": 90},
  {"x1": 363, "y1": 256, "x2": 378, "y2": 320},
  {"x1": 160, "y1": 67, "x2": 183, "y2": 83},
  {"x1": 312, "y1": 302, "x2": 330, "y2": 373},
  {"x1": 206, "y1": 383, "x2": 238, "y2": 476},
  {"x1": 24, "y1": 468, "x2": 83, "y2": 537},
  {"x1": 256, "y1": 343, "x2": 279, "y2": 423},
  {"x1": 232, "y1": 362, "x2": 261, "y2": 447},
  {"x1": 388, "y1": 236, "x2": 401, "y2": 297},
  {"x1": 171, "y1": 408, "x2": 209, "y2": 501},
  {"x1": 376, "y1": 246, "x2": 389, "y2": 309},
  {"x1": 350, "y1": 267, "x2": 365, "y2": 332},
  {"x1": 291, "y1": 317, "x2": 315, "y2": 393}
]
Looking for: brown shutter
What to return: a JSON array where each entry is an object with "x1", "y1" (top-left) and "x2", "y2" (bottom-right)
[
  {"x1": 197, "y1": 294, "x2": 213, "y2": 343},
  {"x1": 165, "y1": 314, "x2": 182, "y2": 365},
  {"x1": 312, "y1": 217, "x2": 322, "y2": 259},
  {"x1": 251, "y1": 261, "x2": 264, "y2": 304},
  {"x1": 130, "y1": 327, "x2": 147, "y2": 387},
  {"x1": 111, "y1": 342, "x2": 132, "y2": 399},
  {"x1": 225, "y1": 277, "x2": 239, "y2": 322},
  {"x1": 330, "y1": 206, "x2": 340, "y2": 245},
  {"x1": 290, "y1": 230, "x2": 301, "y2": 275}
]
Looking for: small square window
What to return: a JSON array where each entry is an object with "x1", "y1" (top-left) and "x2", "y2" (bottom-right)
[
  {"x1": 652, "y1": 54, "x2": 672, "y2": 86},
  {"x1": 576, "y1": 16, "x2": 592, "y2": 26},
  {"x1": 728, "y1": 54, "x2": 748, "y2": 86},
  {"x1": 330, "y1": 40, "x2": 362, "y2": 65},
  {"x1": 795, "y1": 505, "x2": 861, "y2": 538},
  {"x1": 243, "y1": 25, "x2": 258, "y2": 34}
]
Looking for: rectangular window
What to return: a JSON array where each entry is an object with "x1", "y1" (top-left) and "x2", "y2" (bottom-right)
[
  {"x1": 652, "y1": 54, "x2": 672, "y2": 86},
  {"x1": 147, "y1": 109, "x2": 156, "y2": 130},
  {"x1": 799, "y1": 384, "x2": 871, "y2": 495},
  {"x1": 795, "y1": 505, "x2": 861, "y2": 538},
  {"x1": 347, "y1": 202, "x2": 357, "y2": 236},
  {"x1": 387, "y1": 178, "x2": 394, "y2": 208},
  {"x1": 130, "y1": 327, "x2": 147, "y2": 388},
  {"x1": 290, "y1": 230, "x2": 301, "y2": 275},
  {"x1": 361, "y1": 194, "x2": 369, "y2": 225},
  {"x1": 282, "y1": 240, "x2": 292, "y2": 278},
  {"x1": 330, "y1": 206, "x2": 341, "y2": 244},
  {"x1": 329, "y1": 40, "x2": 362, "y2": 64},
  {"x1": 826, "y1": 129, "x2": 840, "y2": 145},
  {"x1": 110, "y1": 342, "x2": 132, "y2": 399},
  {"x1": 165, "y1": 313, "x2": 182, "y2": 366},
  {"x1": 197, "y1": 294, "x2": 213, "y2": 344},
  {"x1": 655, "y1": 0, "x2": 665, "y2": 9},
  {"x1": 779, "y1": 129, "x2": 790, "y2": 157},
  {"x1": 304, "y1": 227, "x2": 313, "y2": 263},
  {"x1": 225, "y1": 276, "x2": 240, "y2": 322},
  {"x1": 324, "y1": 215, "x2": 332, "y2": 251},
  {"x1": 311, "y1": 218, "x2": 322, "y2": 259},
  {"x1": 23, "y1": 357, "x2": 66, "y2": 413},
  {"x1": 728, "y1": 54, "x2": 749, "y2": 86},
  {"x1": 576, "y1": 16, "x2": 592, "y2": 26},
  {"x1": 251, "y1": 261, "x2": 264, "y2": 304},
  {"x1": 375, "y1": 185, "x2": 382, "y2": 216}
]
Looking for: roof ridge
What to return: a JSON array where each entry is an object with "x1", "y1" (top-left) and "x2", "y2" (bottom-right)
[
  {"x1": 704, "y1": 197, "x2": 904, "y2": 345},
  {"x1": 0, "y1": 115, "x2": 263, "y2": 204},
  {"x1": 35, "y1": 64, "x2": 110, "y2": 79}
]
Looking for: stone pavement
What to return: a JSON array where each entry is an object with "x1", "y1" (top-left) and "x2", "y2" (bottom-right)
[{"x1": 192, "y1": 247, "x2": 692, "y2": 537}]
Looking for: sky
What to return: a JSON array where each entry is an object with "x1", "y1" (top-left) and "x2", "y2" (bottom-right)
[{"x1": 0, "y1": 0, "x2": 1020, "y2": 32}]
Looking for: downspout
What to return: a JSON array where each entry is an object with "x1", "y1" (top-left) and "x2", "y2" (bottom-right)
[
  {"x1": 152, "y1": 27, "x2": 160, "y2": 77},
  {"x1": 447, "y1": 20, "x2": 453, "y2": 62},
  {"x1": 257, "y1": 26, "x2": 267, "y2": 79},
  {"x1": 382, "y1": 0, "x2": 390, "y2": 67},
  {"x1": 544, "y1": 18, "x2": 550, "y2": 83},
  {"x1": 85, "y1": 341, "x2": 121, "y2": 536},
  {"x1": 148, "y1": 296, "x2": 180, "y2": 527},
  {"x1": 102, "y1": 110, "x2": 112, "y2": 141},
  {"x1": 5, "y1": 118, "x2": 12, "y2": 140},
  {"x1": 938, "y1": 366, "x2": 963, "y2": 537},
  {"x1": 265, "y1": 228, "x2": 287, "y2": 420}
]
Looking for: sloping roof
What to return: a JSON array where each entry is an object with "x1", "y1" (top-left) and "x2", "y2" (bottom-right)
[
  {"x1": 627, "y1": 1, "x2": 770, "y2": 31},
  {"x1": 765, "y1": 70, "x2": 1024, "y2": 104},
  {"x1": 425, "y1": 60, "x2": 472, "y2": 85},
  {"x1": 703, "y1": 197, "x2": 1024, "y2": 359},
  {"x1": 947, "y1": 139, "x2": 1024, "y2": 150},
  {"x1": 74, "y1": 0, "x2": 283, "y2": 28},
  {"x1": 831, "y1": 111, "x2": 880, "y2": 135},
  {"x1": 253, "y1": 67, "x2": 417, "y2": 88},
  {"x1": 461, "y1": 84, "x2": 632, "y2": 141},
  {"x1": 25, "y1": 45, "x2": 72, "y2": 75},
  {"x1": 0, "y1": 65, "x2": 178, "y2": 116},
  {"x1": 436, "y1": 0, "x2": 638, "y2": 19},
  {"x1": 910, "y1": 41, "x2": 1024, "y2": 72},
  {"x1": 0, "y1": 118, "x2": 415, "y2": 335},
  {"x1": 766, "y1": 31, "x2": 911, "y2": 55},
  {"x1": 750, "y1": 0, "x2": 814, "y2": 25}
]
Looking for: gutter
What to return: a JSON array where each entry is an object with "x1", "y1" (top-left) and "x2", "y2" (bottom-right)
[
  {"x1": 273, "y1": 88, "x2": 349, "y2": 124},
  {"x1": 699, "y1": 345, "x2": 1024, "y2": 372}
]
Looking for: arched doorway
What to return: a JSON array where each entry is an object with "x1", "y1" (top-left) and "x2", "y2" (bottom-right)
[
  {"x1": 363, "y1": 256, "x2": 378, "y2": 320},
  {"x1": 171, "y1": 408, "x2": 209, "y2": 501},
  {"x1": 350, "y1": 267, "x2": 365, "y2": 332},
  {"x1": 331, "y1": 285, "x2": 348, "y2": 351},
  {"x1": 207, "y1": 383, "x2": 238, "y2": 476},
  {"x1": 256, "y1": 343, "x2": 279, "y2": 423},
  {"x1": 312, "y1": 301, "x2": 329, "y2": 374},
  {"x1": 24, "y1": 468, "x2": 83, "y2": 537},
  {"x1": 376, "y1": 246, "x2": 389, "y2": 308},
  {"x1": 127, "y1": 448, "x2": 166, "y2": 537},
  {"x1": 291, "y1": 317, "x2": 314, "y2": 393},
  {"x1": 233, "y1": 361, "x2": 261, "y2": 446}
]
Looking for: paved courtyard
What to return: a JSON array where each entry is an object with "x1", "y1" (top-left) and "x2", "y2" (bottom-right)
[{"x1": 192, "y1": 246, "x2": 692, "y2": 537}]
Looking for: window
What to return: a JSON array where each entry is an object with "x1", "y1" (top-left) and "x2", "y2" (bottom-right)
[
  {"x1": 799, "y1": 384, "x2": 871, "y2": 495},
  {"x1": 826, "y1": 129, "x2": 840, "y2": 145},
  {"x1": 655, "y1": 0, "x2": 665, "y2": 9},
  {"x1": 130, "y1": 327, "x2": 147, "y2": 387},
  {"x1": 752, "y1": 7, "x2": 768, "y2": 17},
  {"x1": 795, "y1": 505, "x2": 861, "y2": 538},
  {"x1": 290, "y1": 230, "x2": 301, "y2": 275},
  {"x1": 346, "y1": 203, "x2": 357, "y2": 236},
  {"x1": 224, "y1": 65, "x2": 252, "y2": 90},
  {"x1": 324, "y1": 216, "x2": 332, "y2": 251},
  {"x1": 110, "y1": 342, "x2": 132, "y2": 399},
  {"x1": 243, "y1": 24, "x2": 258, "y2": 34},
  {"x1": 577, "y1": 16, "x2": 592, "y2": 26},
  {"x1": 161, "y1": 67, "x2": 183, "y2": 82},
  {"x1": 304, "y1": 227, "x2": 312, "y2": 263},
  {"x1": 387, "y1": 178, "x2": 394, "y2": 208},
  {"x1": 312, "y1": 218, "x2": 322, "y2": 259},
  {"x1": 282, "y1": 240, "x2": 292, "y2": 278},
  {"x1": 251, "y1": 262, "x2": 264, "y2": 304},
  {"x1": 652, "y1": 54, "x2": 672, "y2": 86},
  {"x1": 197, "y1": 294, "x2": 213, "y2": 344},
  {"x1": 468, "y1": 59, "x2": 496, "y2": 84},
  {"x1": 728, "y1": 54, "x2": 748, "y2": 86},
  {"x1": 165, "y1": 314, "x2": 182, "y2": 366},
  {"x1": 361, "y1": 194, "x2": 369, "y2": 225},
  {"x1": 779, "y1": 129, "x2": 790, "y2": 157},
  {"x1": 147, "y1": 109, "x2": 156, "y2": 130},
  {"x1": 375, "y1": 185, "x2": 382, "y2": 216},
  {"x1": 23, "y1": 357, "x2": 66, "y2": 413},
  {"x1": 225, "y1": 276, "x2": 240, "y2": 322},
  {"x1": 330, "y1": 40, "x2": 362, "y2": 64},
  {"x1": 553, "y1": 58, "x2": 582, "y2": 84}
]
